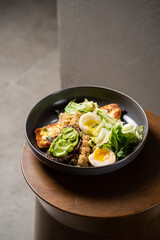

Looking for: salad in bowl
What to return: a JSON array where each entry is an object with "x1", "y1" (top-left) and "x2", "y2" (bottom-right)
[{"x1": 35, "y1": 98, "x2": 143, "y2": 168}]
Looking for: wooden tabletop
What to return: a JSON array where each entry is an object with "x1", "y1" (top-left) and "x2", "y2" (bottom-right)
[{"x1": 21, "y1": 111, "x2": 160, "y2": 218}]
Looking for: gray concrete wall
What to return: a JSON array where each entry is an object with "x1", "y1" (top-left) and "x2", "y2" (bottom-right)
[{"x1": 58, "y1": 0, "x2": 160, "y2": 116}]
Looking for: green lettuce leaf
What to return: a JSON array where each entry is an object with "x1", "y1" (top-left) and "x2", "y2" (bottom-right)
[
  {"x1": 96, "y1": 109, "x2": 118, "y2": 125},
  {"x1": 65, "y1": 98, "x2": 98, "y2": 114},
  {"x1": 122, "y1": 123, "x2": 143, "y2": 142},
  {"x1": 92, "y1": 119, "x2": 112, "y2": 137},
  {"x1": 99, "y1": 124, "x2": 143, "y2": 160}
]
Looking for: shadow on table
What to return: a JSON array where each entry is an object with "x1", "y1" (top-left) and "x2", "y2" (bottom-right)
[{"x1": 45, "y1": 129, "x2": 160, "y2": 200}]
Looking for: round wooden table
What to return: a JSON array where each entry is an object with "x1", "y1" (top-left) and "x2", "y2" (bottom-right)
[{"x1": 21, "y1": 111, "x2": 160, "y2": 240}]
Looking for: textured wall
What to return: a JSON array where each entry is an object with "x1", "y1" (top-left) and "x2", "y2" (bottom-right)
[{"x1": 58, "y1": 0, "x2": 160, "y2": 116}]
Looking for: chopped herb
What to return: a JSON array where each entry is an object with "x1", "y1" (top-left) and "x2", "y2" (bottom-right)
[
  {"x1": 99, "y1": 143, "x2": 112, "y2": 150},
  {"x1": 42, "y1": 127, "x2": 47, "y2": 131},
  {"x1": 46, "y1": 135, "x2": 52, "y2": 140},
  {"x1": 92, "y1": 123, "x2": 98, "y2": 129}
]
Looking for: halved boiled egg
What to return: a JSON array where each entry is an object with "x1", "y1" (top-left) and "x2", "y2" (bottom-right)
[
  {"x1": 89, "y1": 147, "x2": 116, "y2": 167},
  {"x1": 79, "y1": 112, "x2": 101, "y2": 135}
]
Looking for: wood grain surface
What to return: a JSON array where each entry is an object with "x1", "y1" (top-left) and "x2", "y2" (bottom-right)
[{"x1": 21, "y1": 111, "x2": 160, "y2": 218}]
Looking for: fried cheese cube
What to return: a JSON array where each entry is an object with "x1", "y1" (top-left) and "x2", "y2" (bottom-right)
[
  {"x1": 99, "y1": 103, "x2": 121, "y2": 119},
  {"x1": 35, "y1": 122, "x2": 61, "y2": 149}
]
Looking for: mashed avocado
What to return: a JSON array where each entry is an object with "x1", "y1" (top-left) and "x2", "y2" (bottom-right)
[{"x1": 49, "y1": 127, "x2": 79, "y2": 157}]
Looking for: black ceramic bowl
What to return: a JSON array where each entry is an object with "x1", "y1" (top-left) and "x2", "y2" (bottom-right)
[{"x1": 25, "y1": 86, "x2": 148, "y2": 176}]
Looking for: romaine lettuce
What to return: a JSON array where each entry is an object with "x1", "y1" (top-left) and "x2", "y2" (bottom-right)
[
  {"x1": 96, "y1": 109, "x2": 118, "y2": 125},
  {"x1": 65, "y1": 99, "x2": 98, "y2": 114},
  {"x1": 122, "y1": 123, "x2": 143, "y2": 142},
  {"x1": 99, "y1": 124, "x2": 143, "y2": 160},
  {"x1": 92, "y1": 119, "x2": 112, "y2": 137}
]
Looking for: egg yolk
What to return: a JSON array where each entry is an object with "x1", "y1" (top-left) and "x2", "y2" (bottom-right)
[
  {"x1": 93, "y1": 147, "x2": 111, "y2": 162},
  {"x1": 84, "y1": 119, "x2": 99, "y2": 132}
]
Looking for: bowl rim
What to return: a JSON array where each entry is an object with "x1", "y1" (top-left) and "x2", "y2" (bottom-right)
[{"x1": 25, "y1": 85, "x2": 149, "y2": 171}]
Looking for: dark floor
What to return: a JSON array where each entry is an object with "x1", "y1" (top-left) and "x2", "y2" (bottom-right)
[{"x1": 0, "y1": 1, "x2": 60, "y2": 239}]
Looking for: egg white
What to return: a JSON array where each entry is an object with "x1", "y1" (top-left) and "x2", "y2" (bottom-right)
[
  {"x1": 89, "y1": 147, "x2": 116, "y2": 167},
  {"x1": 79, "y1": 112, "x2": 101, "y2": 135}
]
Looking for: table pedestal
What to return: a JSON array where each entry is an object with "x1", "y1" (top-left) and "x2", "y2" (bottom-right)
[{"x1": 34, "y1": 197, "x2": 160, "y2": 240}]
